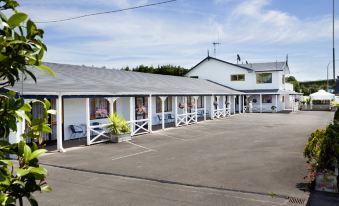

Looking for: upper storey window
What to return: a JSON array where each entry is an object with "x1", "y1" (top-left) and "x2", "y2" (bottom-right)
[
  {"x1": 256, "y1": 73, "x2": 272, "y2": 84},
  {"x1": 231, "y1": 74, "x2": 245, "y2": 81}
]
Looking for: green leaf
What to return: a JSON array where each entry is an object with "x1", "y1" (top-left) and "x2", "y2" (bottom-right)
[
  {"x1": 20, "y1": 103, "x2": 32, "y2": 112},
  {"x1": 16, "y1": 168, "x2": 29, "y2": 177},
  {"x1": 29, "y1": 149, "x2": 47, "y2": 160},
  {"x1": 23, "y1": 144, "x2": 32, "y2": 162},
  {"x1": 18, "y1": 140, "x2": 25, "y2": 156},
  {"x1": 37, "y1": 65, "x2": 54, "y2": 76},
  {"x1": 0, "y1": 160, "x2": 13, "y2": 167},
  {"x1": 15, "y1": 110, "x2": 31, "y2": 124},
  {"x1": 29, "y1": 166, "x2": 47, "y2": 176},
  {"x1": 7, "y1": 12, "x2": 28, "y2": 28},
  {"x1": 13, "y1": 180, "x2": 25, "y2": 187},
  {"x1": 40, "y1": 185, "x2": 52, "y2": 192}
]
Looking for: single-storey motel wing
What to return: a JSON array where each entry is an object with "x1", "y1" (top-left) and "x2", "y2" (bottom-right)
[{"x1": 8, "y1": 58, "x2": 301, "y2": 152}]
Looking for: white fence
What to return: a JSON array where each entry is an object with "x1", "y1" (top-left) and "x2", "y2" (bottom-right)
[
  {"x1": 176, "y1": 112, "x2": 197, "y2": 126},
  {"x1": 87, "y1": 118, "x2": 150, "y2": 145}
]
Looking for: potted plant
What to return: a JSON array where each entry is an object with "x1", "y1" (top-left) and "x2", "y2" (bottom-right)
[
  {"x1": 105, "y1": 113, "x2": 131, "y2": 143},
  {"x1": 271, "y1": 105, "x2": 277, "y2": 113}
]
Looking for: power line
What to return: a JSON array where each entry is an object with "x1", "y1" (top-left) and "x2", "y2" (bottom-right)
[{"x1": 36, "y1": 0, "x2": 177, "y2": 24}]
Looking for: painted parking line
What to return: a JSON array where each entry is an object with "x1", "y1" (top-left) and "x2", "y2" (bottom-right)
[
  {"x1": 125, "y1": 140, "x2": 155, "y2": 151},
  {"x1": 111, "y1": 140, "x2": 155, "y2": 161},
  {"x1": 155, "y1": 132, "x2": 188, "y2": 141},
  {"x1": 111, "y1": 149, "x2": 153, "y2": 161}
]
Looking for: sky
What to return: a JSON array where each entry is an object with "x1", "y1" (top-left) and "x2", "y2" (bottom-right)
[{"x1": 17, "y1": 0, "x2": 339, "y2": 81}]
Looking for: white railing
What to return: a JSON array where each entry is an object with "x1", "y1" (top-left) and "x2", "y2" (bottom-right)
[
  {"x1": 176, "y1": 113, "x2": 187, "y2": 126},
  {"x1": 176, "y1": 112, "x2": 197, "y2": 126},
  {"x1": 128, "y1": 118, "x2": 149, "y2": 136},
  {"x1": 187, "y1": 112, "x2": 196, "y2": 124},
  {"x1": 213, "y1": 108, "x2": 230, "y2": 118},
  {"x1": 87, "y1": 123, "x2": 110, "y2": 145}
]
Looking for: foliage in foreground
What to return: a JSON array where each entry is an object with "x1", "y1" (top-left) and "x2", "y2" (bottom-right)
[
  {"x1": 304, "y1": 110, "x2": 339, "y2": 183},
  {"x1": 0, "y1": 0, "x2": 54, "y2": 205}
]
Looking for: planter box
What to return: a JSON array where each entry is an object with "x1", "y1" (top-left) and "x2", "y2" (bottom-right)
[
  {"x1": 109, "y1": 133, "x2": 131, "y2": 143},
  {"x1": 315, "y1": 173, "x2": 338, "y2": 193}
]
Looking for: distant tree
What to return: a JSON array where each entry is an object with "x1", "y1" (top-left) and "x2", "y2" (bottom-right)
[
  {"x1": 121, "y1": 64, "x2": 189, "y2": 76},
  {"x1": 286, "y1": 76, "x2": 301, "y2": 93}
]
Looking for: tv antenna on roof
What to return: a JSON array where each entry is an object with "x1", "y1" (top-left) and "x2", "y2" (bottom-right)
[{"x1": 212, "y1": 42, "x2": 221, "y2": 57}]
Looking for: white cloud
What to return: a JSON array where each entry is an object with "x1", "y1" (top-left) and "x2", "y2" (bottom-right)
[{"x1": 18, "y1": 0, "x2": 339, "y2": 80}]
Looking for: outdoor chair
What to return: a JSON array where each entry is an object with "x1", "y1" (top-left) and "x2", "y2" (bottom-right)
[
  {"x1": 69, "y1": 125, "x2": 84, "y2": 139},
  {"x1": 157, "y1": 114, "x2": 168, "y2": 123},
  {"x1": 167, "y1": 114, "x2": 175, "y2": 122}
]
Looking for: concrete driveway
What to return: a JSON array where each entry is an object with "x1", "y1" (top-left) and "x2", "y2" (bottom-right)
[{"x1": 37, "y1": 111, "x2": 333, "y2": 206}]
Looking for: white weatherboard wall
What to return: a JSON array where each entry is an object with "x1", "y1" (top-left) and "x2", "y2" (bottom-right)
[
  {"x1": 186, "y1": 59, "x2": 282, "y2": 90},
  {"x1": 63, "y1": 98, "x2": 87, "y2": 140},
  {"x1": 116, "y1": 97, "x2": 131, "y2": 121}
]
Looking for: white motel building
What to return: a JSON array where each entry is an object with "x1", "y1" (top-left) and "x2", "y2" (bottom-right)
[{"x1": 9, "y1": 56, "x2": 301, "y2": 152}]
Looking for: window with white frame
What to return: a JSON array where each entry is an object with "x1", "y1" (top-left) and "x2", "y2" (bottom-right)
[
  {"x1": 231, "y1": 74, "x2": 245, "y2": 81},
  {"x1": 256, "y1": 73, "x2": 272, "y2": 84}
]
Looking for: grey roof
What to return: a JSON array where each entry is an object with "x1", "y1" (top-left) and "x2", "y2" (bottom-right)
[
  {"x1": 240, "y1": 89, "x2": 302, "y2": 95},
  {"x1": 10, "y1": 62, "x2": 243, "y2": 97},
  {"x1": 238, "y1": 62, "x2": 287, "y2": 72},
  {"x1": 188, "y1": 57, "x2": 289, "y2": 76}
]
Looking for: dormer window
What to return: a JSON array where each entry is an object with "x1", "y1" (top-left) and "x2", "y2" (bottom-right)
[
  {"x1": 256, "y1": 73, "x2": 272, "y2": 84},
  {"x1": 231, "y1": 74, "x2": 245, "y2": 81}
]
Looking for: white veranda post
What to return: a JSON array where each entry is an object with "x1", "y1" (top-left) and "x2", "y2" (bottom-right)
[
  {"x1": 233, "y1": 95, "x2": 236, "y2": 114},
  {"x1": 222, "y1": 96, "x2": 226, "y2": 116},
  {"x1": 129, "y1": 97, "x2": 135, "y2": 134},
  {"x1": 210, "y1": 95, "x2": 214, "y2": 120},
  {"x1": 85, "y1": 98, "x2": 90, "y2": 146},
  {"x1": 193, "y1": 96, "x2": 199, "y2": 123},
  {"x1": 105, "y1": 97, "x2": 118, "y2": 114},
  {"x1": 184, "y1": 96, "x2": 188, "y2": 125},
  {"x1": 174, "y1": 96, "x2": 178, "y2": 127},
  {"x1": 148, "y1": 95, "x2": 152, "y2": 133},
  {"x1": 203, "y1": 96, "x2": 207, "y2": 121},
  {"x1": 57, "y1": 95, "x2": 65, "y2": 152},
  {"x1": 275, "y1": 95, "x2": 278, "y2": 111},
  {"x1": 259, "y1": 94, "x2": 263, "y2": 113},
  {"x1": 160, "y1": 96, "x2": 167, "y2": 130}
]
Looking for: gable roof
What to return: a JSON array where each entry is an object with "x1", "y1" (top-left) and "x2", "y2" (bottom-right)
[
  {"x1": 9, "y1": 62, "x2": 243, "y2": 97},
  {"x1": 238, "y1": 62, "x2": 287, "y2": 72},
  {"x1": 187, "y1": 56, "x2": 289, "y2": 75},
  {"x1": 189, "y1": 56, "x2": 253, "y2": 73}
]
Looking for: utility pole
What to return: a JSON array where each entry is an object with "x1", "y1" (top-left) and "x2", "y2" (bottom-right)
[
  {"x1": 333, "y1": 0, "x2": 336, "y2": 80},
  {"x1": 212, "y1": 42, "x2": 220, "y2": 58}
]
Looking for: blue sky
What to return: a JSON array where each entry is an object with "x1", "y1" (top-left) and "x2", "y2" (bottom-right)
[{"x1": 18, "y1": 0, "x2": 339, "y2": 81}]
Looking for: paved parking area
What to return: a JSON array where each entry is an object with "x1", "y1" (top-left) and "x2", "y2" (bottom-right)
[{"x1": 37, "y1": 111, "x2": 334, "y2": 206}]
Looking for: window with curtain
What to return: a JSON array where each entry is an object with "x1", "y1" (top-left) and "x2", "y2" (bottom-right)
[
  {"x1": 256, "y1": 73, "x2": 272, "y2": 84},
  {"x1": 262, "y1": 95, "x2": 272, "y2": 103},
  {"x1": 156, "y1": 96, "x2": 172, "y2": 113},
  {"x1": 90, "y1": 98, "x2": 109, "y2": 120}
]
